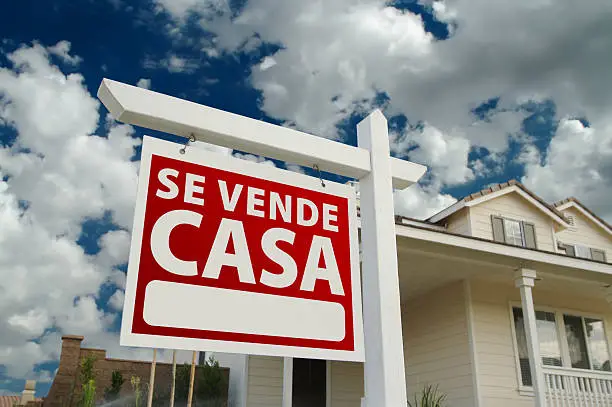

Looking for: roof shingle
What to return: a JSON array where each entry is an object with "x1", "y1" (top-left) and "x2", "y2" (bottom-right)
[
  {"x1": 554, "y1": 197, "x2": 612, "y2": 232},
  {"x1": 427, "y1": 179, "x2": 568, "y2": 223},
  {"x1": 0, "y1": 396, "x2": 20, "y2": 407}
]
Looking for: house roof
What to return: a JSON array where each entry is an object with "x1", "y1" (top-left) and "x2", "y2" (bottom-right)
[
  {"x1": 0, "y1": 396, "x2": 20, "y2": 407},
  {"x1": 427, "y1": 179, "x2": 570, "y2": 227},
  {"x1": 554, "y1": 197, "x2": 612, "y2": 236}
]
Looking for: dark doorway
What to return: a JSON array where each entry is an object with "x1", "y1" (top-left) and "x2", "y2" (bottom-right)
[{"x1": 292, "y1": 358, "x2": 327, "y2": 407}]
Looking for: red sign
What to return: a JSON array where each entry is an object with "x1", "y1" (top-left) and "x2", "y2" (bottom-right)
[{"x1": 120, "y1": 136, "x2": 364, "y2": 361}]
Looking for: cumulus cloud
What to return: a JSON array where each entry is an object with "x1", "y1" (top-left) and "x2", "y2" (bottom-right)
[
  {"x1": 97, "y1": 229, "x2": 131, "y2": 268},
  {"x1": 153, "y1": 0, "x2": 228, "y2": 21},
  {"x1": 0, "y1": 42, "x2": 145, "y2": 380},
  {"x1": 522, "y1": 118, "x2": 612, "y2": 222},
  {"x1": 47, "y1": 40, "x2": 82, "y2": 66},
  {"x1": 150, "y1": 0, "x2": 612, "y2": 215},
  {"x1": 109, "y1": 290, "x2": 125, "y2": 311},
  {"x1": 232, "y1": 152, "x2": 276, "y2": 167},
  {"x1": 392, "y1": 124, "x2": 473, "y2": 186},
  {"x1": 394, "y1": 184, "x2": 457, "y2": 220},
  {"x1": 136, "y1": 78, "x2": 151, "y2": 89}
]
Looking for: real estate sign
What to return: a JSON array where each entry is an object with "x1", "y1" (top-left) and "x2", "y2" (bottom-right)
[{"x1": 120, "y1": 136, "x2": 364, "y2": 361}]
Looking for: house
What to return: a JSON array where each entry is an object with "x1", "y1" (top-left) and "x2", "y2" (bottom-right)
[{"x1": 210, "y1": 179, "x2": 612, "y2": 407}]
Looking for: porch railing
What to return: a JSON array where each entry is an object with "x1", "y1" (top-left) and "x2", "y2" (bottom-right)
[{"x1": 544, "y1": 366, "x2": 612, "y2": 406}]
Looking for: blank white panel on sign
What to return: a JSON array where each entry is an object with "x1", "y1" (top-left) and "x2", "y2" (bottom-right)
[{"x1": 143, "y1": 280, "x2": 346, "y2": 341}]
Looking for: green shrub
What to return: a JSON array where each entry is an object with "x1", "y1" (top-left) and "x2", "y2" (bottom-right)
[
  {"x1": 408, "y1": 384, "x2": 447, "y2": 407},
  {"x1": 104, "y1": 371, "x2": 125, "y2": 402},
  {"x1": 81, "y1": 379, "x2": 96, "y2": 407},
  {"x1": 172, "y1": 356, "x2": 228, "y2": 406},
  {"x1": 79, "y1": 356, "x2": 97, "y2": 407},
  {"x1": 130, "y1": 376, "x2": 142, "y2": 407}
]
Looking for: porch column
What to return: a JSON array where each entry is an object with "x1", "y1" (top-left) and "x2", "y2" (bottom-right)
[
  {"x1": 514, "y1": 268, "x2": 546, "y2": 407},
  {"x1": 604, "y1": 286, "x2": 612, "y2": 305},
  {"x1": 282, "y1": 357, "x2": 293, "y2": 407}
]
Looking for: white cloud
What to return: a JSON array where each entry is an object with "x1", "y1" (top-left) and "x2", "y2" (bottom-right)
[
  {"x1": 108, "y1": 290, "x2": 125, "y2": 311},
  {"x1": 394, "y1": 184, "x2": 457, "y2": 220},
  {"x1": 285, "y1": 164, "x2": 305, "y2": 174},
  {"x1": 392, "y1": 124, "x2": 473, "y2": 186},
  {"x1": 47, "y1": 41, "x2": 82, "y2": 66},
  {"x1": 232, "y1": 152, "x2": 276, "y2": 167},
  {"x1": 143, "y1": 54, "x2": 198, "y2": 74},
  {"x1": 0, "y1": 42, "x2": 141, "y2": 380},
  {"x1": 136, "y1": 78, "x2": 151, "y2": 89},
  {"x1": 258, "y1": 56, "x2": 277, "y2": 71},
  {"x1": 167, "y1": 55, "x2": 189, "y2": 72},
  {"x1": 150, "y1": 0, "x2": 612, "y2": 215},
  {"x1": 97, "y1": 229, "x2": 131, "y2": 268},
  {"x1": 154, "y1": 0, "x2": 228, "y2": 21},
  {"x1": 522, "y1": 118, "x2": 612, "y2": 222}
]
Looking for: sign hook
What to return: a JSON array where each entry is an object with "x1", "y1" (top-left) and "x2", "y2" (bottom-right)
[
  {"x1": 179, "y1": 133, "x2": 196, "y2": 154},
  {"x1": 313, "y1": 164, "x2": 326, "y2": 188}
]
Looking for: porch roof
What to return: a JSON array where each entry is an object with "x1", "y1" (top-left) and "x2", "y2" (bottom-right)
[{"x1": 394, "y1": 223, "x2": 612, "y2": 300}]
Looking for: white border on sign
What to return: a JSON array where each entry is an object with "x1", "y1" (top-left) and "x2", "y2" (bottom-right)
[{"x1": 120, "y1": 135, "x2": 364, "y2": 362}]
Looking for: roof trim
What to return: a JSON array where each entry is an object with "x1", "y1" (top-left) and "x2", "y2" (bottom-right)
[
  {"x1": 465, "y1": 185, "x2": 570, "y2": 227},
  {"x1": 429, "y1": 184, "x2": 570, "y2": 227},
  {"x1": 428, "y1": 200, "x2": 465, "y2": 224},
  {"x1": 396, "y1": 215, "x2": 447, "y2": 231},
  {"x1": 395, "y1": 223, "x2": 612, "y2": 274},
  {"x1": 555, "y1": 200, "x2": 612, "y2": 236}
]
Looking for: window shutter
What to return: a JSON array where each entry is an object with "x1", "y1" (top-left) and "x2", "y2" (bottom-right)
[
  {"x1": 491, "y1": 216, "x2": 505, "y2": 243},
  {"x1": 522, "y1": 222, "x2": 537, "y2": 249},
  {"x1": 591, "y1": 249, "x2": 606, "y2": 262},
  {"x1": 565, "y1": 244, "x2": 576, "y2": 257}
]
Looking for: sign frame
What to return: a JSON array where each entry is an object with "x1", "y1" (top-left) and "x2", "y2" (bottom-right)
[
  {"x1": 120, "y1": 135, "x2": 365, "y2": 362},
  {"x1": 99, "y1": 78, "x2": 427, "y2": 406}
]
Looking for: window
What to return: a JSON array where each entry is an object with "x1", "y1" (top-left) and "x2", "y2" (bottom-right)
[
  {"x1": 504, "y1": 219, "x2": 524, "y2": 246},
  {"x1": 512, "y1": 307, "x2": 612, "y2": 387},
  {"x1": 513, "y1": 308, "x2": 562, "y2": 386},
  {"x1": 560, "y1": 243, "x2": 607, "y2": 262},
  {"x1": 491, "y1": 216, "x2": 537, "y2": 249}
]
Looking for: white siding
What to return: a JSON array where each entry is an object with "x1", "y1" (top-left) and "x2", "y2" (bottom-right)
[
  {"x1": 556, "y1": 206, "x2": 612, "y2": 261},
  {"x1": 470, "y1": 280, "x2": 612, "y2": 407},
  {"x1": 246, "y1": 355, "x2": 282, "y2": 407},
  {"x1": 403, "y1": 281, "x2": 475, "y2": 407},
  {"x1": 329, "y1": 361, "x2": 363, "y2": 407},
  {"x1": 470, "y1": 280, "x2": 530, "y2": 407},
  {"x1": 468, "y1": 192, "x2": 556, "y2": 252},
  {"x1": 446, "y1": 208, "x2": 471, "y2": 236}
]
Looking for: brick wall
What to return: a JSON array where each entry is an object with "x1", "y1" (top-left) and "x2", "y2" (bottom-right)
[{"x1": 44, "y1": 336, "x2": 229, "y2": 407}]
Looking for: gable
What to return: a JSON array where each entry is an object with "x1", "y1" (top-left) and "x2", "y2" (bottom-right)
[
  {"x1": 465, "y1": 185, "x2": 569, "y2": 227},
  {"x1": 556, "y1": 201, "x2": 612, "y2": 237},
  {"x1": 428, "y1": 183, "x2": 570, "y2": 228},
  {"x1": 556, "y1": 207, "x2": 612, "y2": 256},
  {"x1": 467, "y1": 191, "x2": 556, "y2": 252}
]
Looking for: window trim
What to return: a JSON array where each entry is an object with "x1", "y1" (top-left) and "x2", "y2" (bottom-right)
[
  {"x1": 508, "y1": 301, "x2": 612, "y2": 394},
  {"x1": 559, "y1": 242, "x2": 608, "y2": 262},
  {"x1": 492, "y1": 215, "x2": 537, "y2": 249}
]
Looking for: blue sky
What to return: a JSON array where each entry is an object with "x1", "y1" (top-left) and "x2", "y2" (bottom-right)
[{"x1": 1, "y1": 0, "x2": 611, "y2": 397}]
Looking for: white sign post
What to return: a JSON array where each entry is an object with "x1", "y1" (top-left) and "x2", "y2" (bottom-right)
[
  {"x1": 357, "y1": 112, "x2": 409, "y2": 406},
  {"x1": 98, "y1": 79, "x2": 426, "y2": 407}
]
